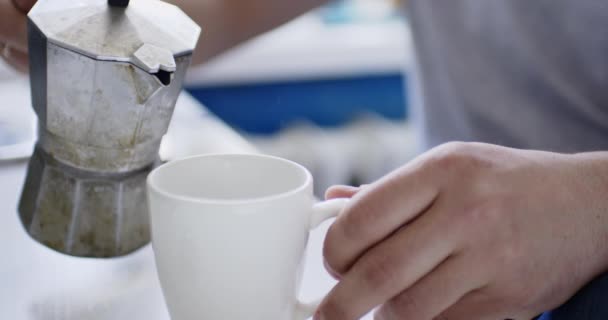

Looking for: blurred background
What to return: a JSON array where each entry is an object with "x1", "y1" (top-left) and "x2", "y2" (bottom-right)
[
  {"x1": 0, "y1": 0, "x2": 416, "y2": 195},
  {"x1": 186, "y1": 0, "x2": 416, "y2": 194}
]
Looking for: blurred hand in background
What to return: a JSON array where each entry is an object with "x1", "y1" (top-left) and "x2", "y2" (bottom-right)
[
  {"x1": 0, "y1": 0, "x2": 328, "y2": 71},
  {"x1": 0, "y1": 0, "x2": 36, "y2": 73}
]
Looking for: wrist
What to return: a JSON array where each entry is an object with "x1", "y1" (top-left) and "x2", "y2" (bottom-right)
[{"x1": 569, "y1": 152, "x2": 608, "y2": 273}]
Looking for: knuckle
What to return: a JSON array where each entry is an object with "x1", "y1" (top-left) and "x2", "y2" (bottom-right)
[
  {"x1": 340, "y1": 211, "x2": 370, "y2": 241},
  {"x1": 325, "y1": 209, "x2": 383, "y2": 274},
  {"x1": 341, "y1": 200, "x2": 381, "y2": 240},
  {"x1": 439, "y1": 141, "x2": 475, "y2": 159},
  {"x1": 391, "y1": 292, "x2": 424, "y2": 318},
  {"x1": 358, "y1": 252, "x2": 399, "y2": 292},
  {"x1": 323, "y1": 199, "x2": 384, "y2": 273},
  {"x1": 319, "y1": 297, "x2": 352, "y2": 320},
  {"x1": 427, "y1": 142, "x2": 476, "y2": 171},
  {"x1": 440, "y1": 141, "x2": 472, "y2": 153}
]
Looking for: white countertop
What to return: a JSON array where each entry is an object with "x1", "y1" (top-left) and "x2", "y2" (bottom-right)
[{"x1": 0, "y1": 79, "x2": 372, "y2": 319}]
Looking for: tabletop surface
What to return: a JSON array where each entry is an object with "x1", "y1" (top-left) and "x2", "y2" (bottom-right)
[{"x1": 0, "y1": 79, "x2": 372, "y2": 319}]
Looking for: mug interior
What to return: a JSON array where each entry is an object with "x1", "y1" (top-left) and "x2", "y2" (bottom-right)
[{"x1": 148, "y1": 154, "x2": 311, "y2": 202}]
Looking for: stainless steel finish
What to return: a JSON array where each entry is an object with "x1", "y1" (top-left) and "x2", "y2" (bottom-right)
[
  {"x1": 19, "y1": 0, "x2": 201, "y2": 257},
  {"x1": 20, "y1": 147, "x2": 153, "y2": 257},
  {"x1": 35, "y1": 42, "x2": 190, "y2": 172},
  {"x1": 27, "y1": 0, "x2": 199, "y2": 73}
]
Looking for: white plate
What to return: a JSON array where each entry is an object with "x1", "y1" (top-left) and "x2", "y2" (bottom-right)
[
  {"x1": 0, "y1": 78, "x2": 36, "y2": 162},
  {"x1": 0, "y1": 141, "x2": 35, "y2": 162},
  {"x1": 0, "y1": 117, "x2": 36, "y2": 162}
]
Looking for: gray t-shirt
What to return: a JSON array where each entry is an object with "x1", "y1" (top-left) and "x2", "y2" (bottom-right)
[{"x1": 407, "y1": 0, "x2": 608, "y2": 153}]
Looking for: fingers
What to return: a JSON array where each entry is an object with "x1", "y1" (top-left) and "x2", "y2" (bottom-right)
[
  {"x1": 0, "y1": 0, "x2": 29, "y2": 51},
  {"x1": 374, "y1": 256, "x2": 481, "y2": 320},
  {"x1": 323, "y1": 164, "x2": 440, "y2": 276},
  {"x1": 317, "y1": 206, "x2": 456, "y2": 320},
  {"x1": 325, "y1": 185, "x2": 363, "y2": 200},
  {"x1": 0, "y1": 42, "x2": 28, "y2": 73}
]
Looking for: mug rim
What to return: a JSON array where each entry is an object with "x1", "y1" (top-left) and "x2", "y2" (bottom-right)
[{"x1": 147, "y1": 153, "x2": 313, "y2": 205}]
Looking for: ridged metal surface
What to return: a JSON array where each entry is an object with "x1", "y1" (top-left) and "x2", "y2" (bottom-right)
[
  {"x1": 19, "y1": 147, "x2": 154, "y2": 258},
  {"x1": 19, "y1": 0, "x2": 200, "y2": 257}
]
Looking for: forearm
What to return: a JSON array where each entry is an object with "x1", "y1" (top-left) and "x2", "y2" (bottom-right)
[{"x1": 166, "y1": 0, "x2": 329, "y2": 65}]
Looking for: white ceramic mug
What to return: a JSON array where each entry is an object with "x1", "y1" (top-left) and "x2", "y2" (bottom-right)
[{"x1": 147, "y1": 154, "x2": 347, "y2": 320}]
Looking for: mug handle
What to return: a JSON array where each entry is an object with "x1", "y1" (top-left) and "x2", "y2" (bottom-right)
[{"x1": 295, "y1": 198, "x2": 349, "y2": 320}]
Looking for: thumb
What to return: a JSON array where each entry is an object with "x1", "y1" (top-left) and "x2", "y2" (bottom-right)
[
  {"x1": 325, "y1": 185, "x2": 365, "y2": 200},
  {"x1": 13, "y1": 0, "x2": 36, "y2": 13}
]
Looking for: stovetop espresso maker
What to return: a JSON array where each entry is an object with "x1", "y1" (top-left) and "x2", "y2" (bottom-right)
[{"x1": 19, "y1": 0, "x2": 201, "y2": 258}]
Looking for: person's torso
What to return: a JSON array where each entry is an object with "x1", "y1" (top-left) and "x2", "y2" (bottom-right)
[{"x1": 407, "y1": 0, "x2": 608, "y2": 152}]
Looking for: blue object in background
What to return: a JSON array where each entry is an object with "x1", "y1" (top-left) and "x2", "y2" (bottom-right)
[
  {"x1": 538, "y1": 272, "x2": 608, "y2": 320},
  {"x1": 320, "y1": 0, "x2": 400, "y2": 25},
  {"x1": 187, "y1": 74, "x2": 408, "y2": 135}
]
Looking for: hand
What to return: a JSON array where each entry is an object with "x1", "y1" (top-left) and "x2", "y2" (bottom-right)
[
  {"x1": 317, "y1": 142, "x2": 608, "y2": 320},
  {"x1": 0, "y1": 0, "x2": 36, "y2": 72}
]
